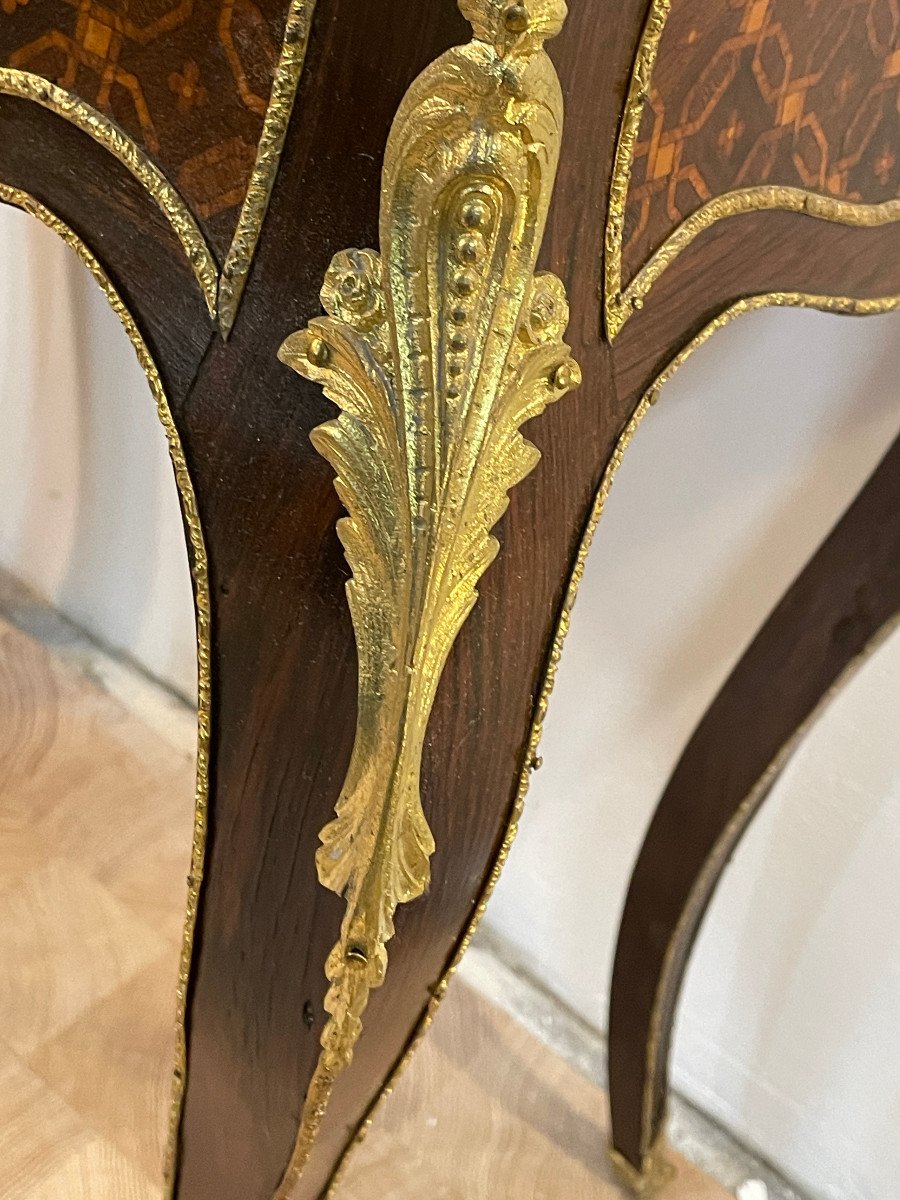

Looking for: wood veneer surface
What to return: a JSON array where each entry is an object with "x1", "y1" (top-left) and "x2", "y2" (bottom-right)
[
  {"x1": 621, "y1": 0, "x2": 900, "y2": 282},
  {"x1": 2, "y1": 1, "x2": 899, "y2": 1193},
  {"x1": 0, "y1": 604, "x2": 729, "y2": 1200}
]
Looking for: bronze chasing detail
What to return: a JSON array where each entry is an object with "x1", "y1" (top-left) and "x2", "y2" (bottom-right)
[
  {"x1": 322, "y1": 287, "x2": 900, "y2": 1199},
  {"x1": 608, "y1": 186, "x2": 900, "y2": 338},
  {"x1": 276, "y1": 0, "x2": 579, "y2": 1188},
  {"x1": 217, "y1": 0, "x2": 318, "y2": 334},
  {"x1": 603, "y1": 0, "x2": 670, "y2": 339}
]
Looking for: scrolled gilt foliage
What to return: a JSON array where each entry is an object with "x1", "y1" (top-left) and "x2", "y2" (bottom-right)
[{"x1": 277, "y1": 0, "x2": 579, "y2": 1176}]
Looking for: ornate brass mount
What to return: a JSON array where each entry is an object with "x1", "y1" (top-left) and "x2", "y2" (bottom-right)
[{"x1": 277, "y1": 0, "x2": 579, "y2": 1186}]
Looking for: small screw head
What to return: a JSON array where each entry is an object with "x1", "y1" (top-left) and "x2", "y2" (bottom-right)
[
  {"x1": 504, "y1": 3, "x2": 529, "y2": 33},
  {"x1": 307, "y1": 336, "x2": 330, "y2": 367},
  {"x1": 551, "y1": 360, "x2": 581, "y2": 391}
]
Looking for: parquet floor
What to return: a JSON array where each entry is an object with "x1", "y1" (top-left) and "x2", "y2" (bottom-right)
[{"x1": 0, "y1": 609, "x2": 729, "y2": 1200}]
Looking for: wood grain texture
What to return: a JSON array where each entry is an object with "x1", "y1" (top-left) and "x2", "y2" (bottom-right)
[
  {"x1": 338, "y1": 980, "x2": 729, "y2": 1200},
  {"x1": 0, "y1": 93, "x2": 214, "y2": 391},
  {"x1": 0, "y1": 608, "x2": 731, "y2": 1200},
  {"x1": 622, "y1": 0, "x2": 900, "y2": 284},
  {"x1": 2, "y1": 0, "x2": 899, "y2": 1195},
  {"x1": 0, "y1": 611, "x2": 194, "y2": 1199},
  {"x1": 0, "y1": 0, "x2": 296, "y2": 256},
  {"x1": 609, "y1": 430, "x2": 900, "y2": 1173}
]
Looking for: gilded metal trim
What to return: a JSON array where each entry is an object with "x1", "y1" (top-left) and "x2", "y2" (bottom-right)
[
  {"x1": 621, "y1": 612, "x2": 900, "y2": 1193},
  {"x1": 276, "y1": 0, "x2": 578, "y2": 1189},
  {"x1": 217, "y1": 0, "x2": 317, "y2": 334},
  {"x1": 603, "y1": 0, "x2": 900, "y2": 340},
  {"x1": 1, "y1": 0, "x2": 318, "y2": 333},
  {"x1": 603, "y1": 0, "x2": 670, "y2": 339},
  {"x1": 628, "y1": 293, "x2": 900, "y2": 1181},
  {"x1": 0, "y1": 70, "x2": 220, "y2": 319},
  {"x1": 324, "y1": 286, "x2": 900, "y2": 1197},
  {"x1": 610, "y1": 188, "x2": 900, "y2": 337},
  {"x1": 636, "y1": 604, "x2": 900, "y2": 1172},
  {"x1": 0, "y1": 182, "x2": 213, "y2": 1200},
  {"x1": 609, "y1": 1138, "x2": 675, "y2": 1197}
]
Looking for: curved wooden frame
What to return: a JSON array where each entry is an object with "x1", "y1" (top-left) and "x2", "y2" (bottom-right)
[
  {"x1": 603, "y1": 0, "x2": 900, "y2": 338},
  {"x1": 608, "y1": 427, "x2": 900, "y2": 1189},
  {"x1": 0, "y1": 179, "x2": 215, "y2": 1190},
  {"x1": 2, "y1": 1, "x2": 899, "y2": 1197},
  {"x1": 0, "y1": 0, "x2": 319, "y2": 333}
]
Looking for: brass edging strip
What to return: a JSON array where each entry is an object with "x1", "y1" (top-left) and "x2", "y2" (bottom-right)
[
  {"x1": 633, "y1": 290, "x2": 900, "y2": 1172},
  {"x1": 640, "y1": 289, "x2": 900, "y2": 398},
  {"x1": 275, "y1": 0, "x2": 578, "y2": 1189},
  {"x1": 603, "y1": 0, "x2": 670, "y2": 340},
  {"x1": 2, "y1": 0, "x2": 319, "y2": 336},
  {"x1": 324, "y1": 286, "x2": 900, "y2": 1197},
  {"x1": 602, "y1": 0, "x2": 900, "y2": 340},
  {"x1": 0, "y1": 182, "x2": 213, "y2": 1199},
  {"x1": 0, "y1": 70, "x2": 220, "y2": 319},
  {"x1": 217, "y1": 0, "x2": 318, "y2": 335},
  {"x1": 615, "y1": 189, "x2": 900, "y2": 334},
  {"x1": 609, "y1": 1137, "x2": 675, "y2": 1197},
  {"x1": 630, "y1": 609, "x2": 900, "y2": 1184}
]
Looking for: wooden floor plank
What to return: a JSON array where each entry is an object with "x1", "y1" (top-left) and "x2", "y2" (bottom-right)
[
  {"x1": 0, "y1": 1040, "x2": 88, "y2": 1199},
  {"x1": 0, "y1": 608, "x2": 729, "y2": 1198},
  {"x1": 339, "y1": 980, "x2": 728, "y2": 1200}
]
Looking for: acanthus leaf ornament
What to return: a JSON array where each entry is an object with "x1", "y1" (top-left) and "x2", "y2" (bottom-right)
[{"x1": 276, "y1": 0, "x2": 579, "y2": 1185}]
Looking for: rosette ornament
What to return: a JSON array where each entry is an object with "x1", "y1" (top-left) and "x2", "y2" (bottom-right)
[{"x1": 276, "y1": 0, "x2": 579, "y2": 1185}]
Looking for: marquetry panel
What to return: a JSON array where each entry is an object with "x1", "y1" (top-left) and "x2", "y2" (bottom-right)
[
  {"x1": 622, "y1": 0, "x2": 900, "y2": 285},
  {"x1": 0, "y1": 0, "x2": 293, "y2": 256}
]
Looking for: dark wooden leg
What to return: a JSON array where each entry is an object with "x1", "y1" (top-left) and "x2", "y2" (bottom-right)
[
  {"x1": 5, "y1": 0, "x2": 900, "y2": 1191},
  {"x1": 608, "y1": 430, "x2": 900, "y2": 1191}
]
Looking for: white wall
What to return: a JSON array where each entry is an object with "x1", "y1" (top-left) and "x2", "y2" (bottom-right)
[
  {"x1": 0, "y1": 208, "x2": 196, "y2": 699},
  {"x1": 2, "y1": 205, "x2": 899, "y2": 1198},
  {"x1": 486, "y1": 303, "x2": 900, "y2": 1200}
]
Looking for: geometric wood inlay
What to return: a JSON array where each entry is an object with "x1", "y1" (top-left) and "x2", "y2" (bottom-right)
[
  {"x1": 623, "y1": 0, "x2": 900, "y2": 284},
  {"x1": 0, "y1": 0, "x2": 294, "y2": 258}
]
